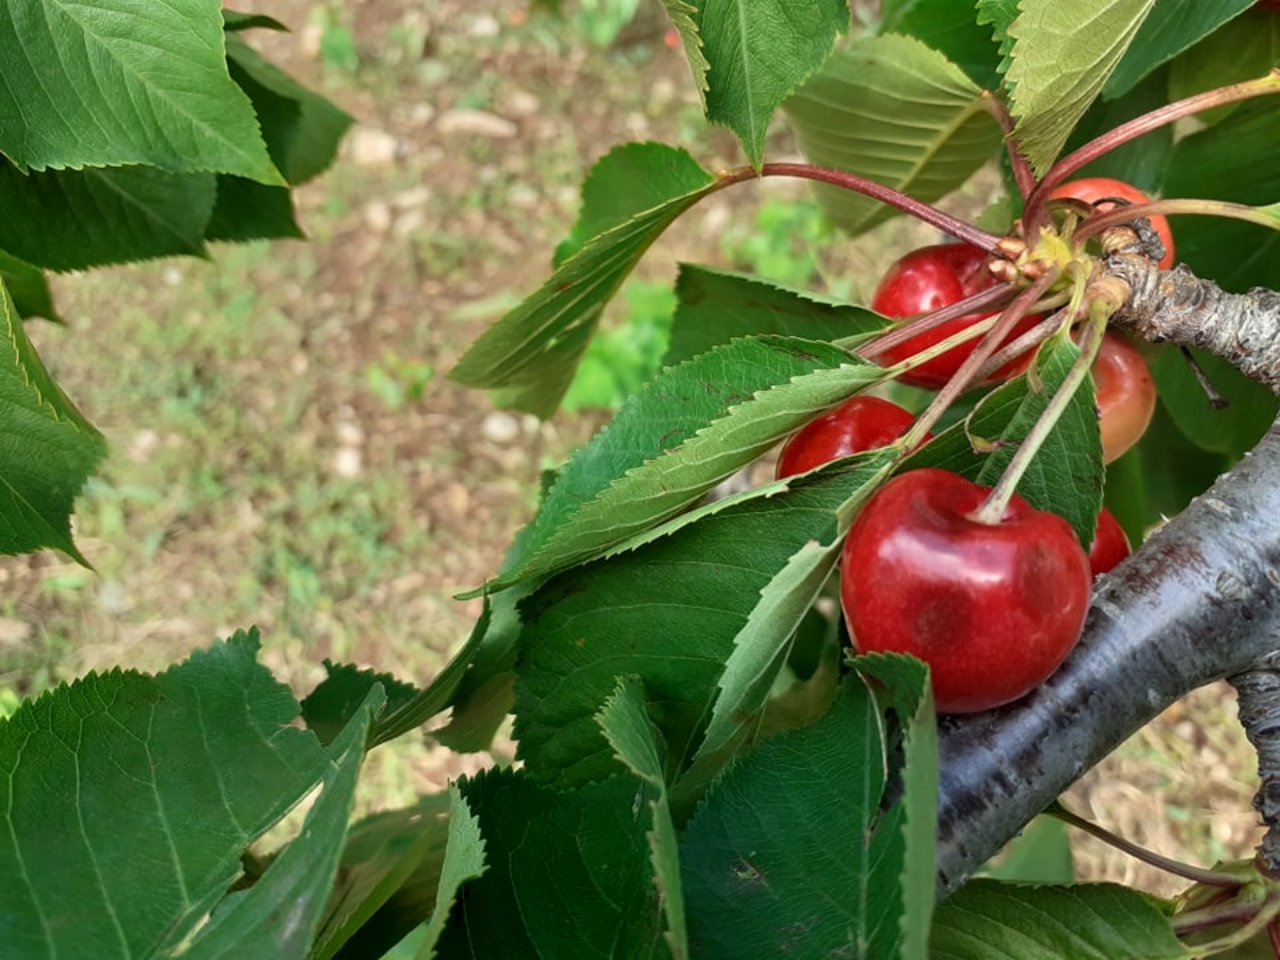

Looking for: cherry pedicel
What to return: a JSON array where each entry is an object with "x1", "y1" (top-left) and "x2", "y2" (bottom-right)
[
  {"x1": 776, "y1": 396, "x2": 921, "y2": 479},
  {"x1": 840, "y1": 468, "x2": 1091, "y2": 713},
  {"x1": 870, "y1": 243, "x2": 1040, "y2": 390}
]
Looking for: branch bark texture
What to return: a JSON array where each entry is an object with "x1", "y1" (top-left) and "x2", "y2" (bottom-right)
[
  {"x1": 936, "y1": 416, "x2": 1280, "y2": 896},
  {"x1": 1230, "y1": 661, "x2": 1280, "y2": 874},
  {"x1": 1105, "y1": 254, "x2": 1280, "y2": 392}
]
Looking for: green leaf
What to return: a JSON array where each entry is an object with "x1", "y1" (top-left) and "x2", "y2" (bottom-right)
[
  {"x1": 487, "y1": 335, "x2": 880, "y2": 593},
  {"x1": 224, "y1": 9, "x2": 290, "y2": 32},
  {"x1": 513, "y1": 463, "x2": 890, "y2": 788},
  {"x1": 0, "y1": 251, "x2": 59, "y2": 322},
  {"x1": 681, "y1": 676, "x2": 906, "y2": 958},
  {"x1": 659, "y1": 0, "x2": 711, "y2": 104},
  {"x1": 880, "y1": 0, "x2": 1004, "y2": 90},
  {"x1": 1004, "y1": 0, "x2": 1156, "y2": 175},
  {"x1": 857, "y1": 653, "x2": 938, "y2": 959},
  {"x1": 302, "y1": 661, "x2": 418, "y2": 747},
  {"x1": 310, "y1": 793, "x2": 452, "y2": 960},
  {"x1": 0, "y1": 280, "x2": 107, "y2": 561},
  {"x1": 697, "y1": 451, "x2": 895, "y2": 760},
  {"x1": 419, "y1": 787, "x2": 489, "y2": 959},
  {"x1": 206, "y1": 176, "x2": 305, "y2": 242},
  {"x1": 1132, "y1": 402, "x2": 1230, "y2": 528},
  {"x1": 432, "y1": 590, "x2": 523, "y2": 753},
  {"x1": 1149, "y1": 348, "x2": 1277, "y2": 459},
  {"x1": 555, "y1": 142, "x2": 720, "y2": 266},
  {"x1": 697, "y1": 0, "x2": 850, "y2": 168},
  {"x1": 1167, "y1": 11, "x2": 1280, "y2": 127},
  {"x1": 0, "y1": 0, "x2": 280, "y2": 182},
  {"x1": 450, "y1": 145, "x2": 718, "y2": 416},
  {"x1": 928, "y1": 880, "x2": 1184, "y2": 959},
  {"x1": 0, "y1": 630, "x2": 328, "y2": 960},
  {"x1": 226, "y1": 34, "x2": 354, "y2": 185},
  {"x1": 178, "y1": 686, "x2": 383, "y2": 960},
  {"x1": 1164, "y1": 99, "x2": 1280, "y2": 293},
  {"x1": 783, "y1": 34, "x2": 1003, "y2": 237},
  {"x1": 597, "y1": 678, "x2": 690, "y2": 960},
  {"x1": 664, "y1": 264, "x2": 884, "y2": 366},
  {"x1": 978, "y1": 816, "x2": 1075, "y2": 884},
  {"x1": 433, "y1": 769, "x2": 665, "y2": 959},
  {"x1": 0, "y1": 160, "x2": 215, "y2": 271},
  {"x1": 1102, "y1": 0, "x2": 1255, "y2": 99},
  {"x1": 976, "y1": 0, "x2": 1019, "y2": 77},
  {"x1": 903, "y1": 332, "x2": 1104, "y2": 548}
]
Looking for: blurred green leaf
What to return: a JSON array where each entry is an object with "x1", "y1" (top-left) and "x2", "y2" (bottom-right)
[
  {"x1": 784, "y1": 33, "x2": 1002, "y2": 237},
  {"x1": 0, "y1": 251, "x2": 59, "y2": 322},
  {"x1": 1164, "y1": 99, "x2": 1280, "y2": 293},
  {"x1": 301, "y1": 662, "x2": 418, "y2": 747},
  {"x1": 0, "y1": 280, "x2": 107, "y2": 561},
  {"x1": 1167, "y1": 11, "x2": 1280, "y2": 127},
  {"x1": 1102, "y1": 0, "x2": 1254, "y2": 99},
  {"x1": 1061, "y1": 67, "x2": 1172, "y2": 193},
  {"x1": 977, "y1": 815, "x2": 1075, "y2": 884},
  {"x1": 929, "y1": 880, "x2": 1182, "y2": 958},
  {"x1": 0, "y1": 631, "x2": 328, "y2": 960},
  {"x1": 205, "y1": 176, "x2": 304, "y2": 242},
  {"x1": 1004, "y1": 0, "x2": 1155, "y2": 175}
]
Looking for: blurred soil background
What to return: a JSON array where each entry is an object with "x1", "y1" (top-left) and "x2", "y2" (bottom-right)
[{"x1": 0, "y1": 0, "x2": 1262, "y2": 898}]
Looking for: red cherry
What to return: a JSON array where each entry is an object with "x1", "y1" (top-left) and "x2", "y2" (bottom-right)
[
  {"x1": 870, "y1": 243, "x2": 1040, "y2": 390},
  {"x1": 1093, "y1": 331, "x2": 1156, "y2": 464},
  {"x1": 1089, "y1": 506, "x2": 1131, "y2": 578},
  {"x1": 840, "y1": 468, "x2": 1091, "y2": 713},
  {"x1": 776, "y1": 396, "x2": 921, "y2": 479},
  {"x1": 1049, "y1": 177, "x2": 1175, "y2": 270}
]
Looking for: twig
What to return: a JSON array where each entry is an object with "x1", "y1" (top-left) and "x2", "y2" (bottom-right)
[{"x1": 1231, "y1": 659, "x2": 1280, "y2": 877}]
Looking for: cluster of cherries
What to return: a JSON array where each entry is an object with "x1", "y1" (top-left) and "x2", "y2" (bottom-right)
[{"x1": 779, "y1": 178, "x2": 1162, "y2": 714}]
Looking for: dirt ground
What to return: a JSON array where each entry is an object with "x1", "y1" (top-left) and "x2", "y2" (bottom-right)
[{"x1": 2, "y1": 0, "x2": 1264, "y2": 897}]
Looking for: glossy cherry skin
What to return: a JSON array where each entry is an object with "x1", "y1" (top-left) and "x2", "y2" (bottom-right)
[
  {"x1": 776, "y1": 396, "x2": 919, "y2": 479},
  {"x1": 840, "y1": 468, "x2": 1091, "y2": 713},
  {"x1": 1049, "y1": 177, "x2": 1175, "y2": 269},
  {"x1": 1089, "y1": 506, "x2": 1131, "y2": 578},
  {"x1": 870, "y1": 243, "x2": 1040, "y2": 390},
  {"x1": 1093, "y1": 331, "x2": 1156, "y2": 464}
]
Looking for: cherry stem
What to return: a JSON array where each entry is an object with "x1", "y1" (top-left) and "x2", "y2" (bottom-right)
[
  {"x1": 974, "y1": 302, "x2": 1072, "y2": 381},
  {"x1": 968, "y1": 283, "x2": 1104, "y2": 527},
  {"x1": 982, "y1": 90, "x2": 1036, "y2": 202},
  {"x1": 899, "y1": 270, "x2": 1060, "y2": 451},
  {"x1": 716, "y1": 162, "x2": 1003, "y2": 251},
  {"x1": 1074, "y1": 198, "x2": 1280, "y2": 241},
  {"x1": 857, "y1": 283, "x2": 1016, "y2": 360},
  {"x1": 1175, "y1": 897, "x2": 1279, "y2": 954},
  {"x1": 1269, "y1": 918, "x2": 1280, "y2": 958},
  {"x1": 1023, "y1": 69, "x2": 1280, "y2": 234},
  {"x1": 1050, "y1": 805, "x2": 1246, "y2": 889},
  {"x1": 1171, "y1": 897, "x2": 1265, "y2": 936}
]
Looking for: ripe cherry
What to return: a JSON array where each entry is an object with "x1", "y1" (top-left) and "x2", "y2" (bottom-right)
[
  {"x1": 1049, "y1": 177, "x2": 1175, "y2": 269},
  {"x1": 1093, "y1": 331, "x2": 1156, "y2": 464},
  {"x1": 840, "y1": 468, "x2": 1091, "y2": 713},
  {"x1": 870, "y1": 243, "x2": 1040, "y2": 390},
  {"x1": 776, "y1": 396, "x2": 920, "y2": 479},
  {"x1": 1089, "y1": 506, "x2": 1131, "y2": 578}
]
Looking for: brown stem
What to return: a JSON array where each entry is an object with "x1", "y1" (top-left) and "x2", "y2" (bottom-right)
[
  {"x1": 1103, "y1": 254, "x2": 1280, "y2": 393},
  {"x1": 982, "y1": 91, "x2": 1035, "y2": 202}
]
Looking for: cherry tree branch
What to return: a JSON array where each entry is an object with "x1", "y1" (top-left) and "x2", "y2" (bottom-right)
[
  {"x1": 936, "y1": 414, "x2": 1280, "y2": 895},
  {"x1": 1101, "y1": 254, "x2": 1280, "y2": 393}
]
